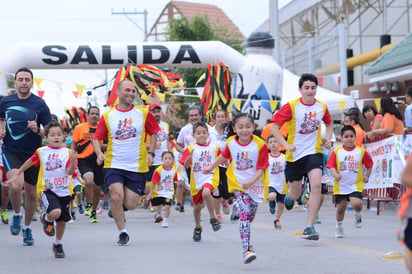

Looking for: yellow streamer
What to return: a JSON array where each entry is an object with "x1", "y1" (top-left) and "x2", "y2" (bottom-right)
[
  {"x1": 339, "y1": 100, "x2": 347, "y2": 112},
  {"x1": 374, "y1": 98, "x2": 381, "y2": 113}
]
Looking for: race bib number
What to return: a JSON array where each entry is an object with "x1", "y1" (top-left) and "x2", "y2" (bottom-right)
[
  {"x1": 248, "y1": 184, "x2": 264, "y2": 195},
  {"x1": 43, "y1": 175, "x2": 70, "y2": 191}
]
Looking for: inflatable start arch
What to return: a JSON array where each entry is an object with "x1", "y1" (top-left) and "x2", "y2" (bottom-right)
[{"x1": 0, "y1": 39, "x2": 283, "y2": 126}]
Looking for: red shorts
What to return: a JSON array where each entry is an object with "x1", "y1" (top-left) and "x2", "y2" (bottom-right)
[
  {"x1": 192, "y1": 183, "x2": 214, "y2": 205},
  {"x1": 0, "y1": 166, "x2": 7, "y2": 185}
]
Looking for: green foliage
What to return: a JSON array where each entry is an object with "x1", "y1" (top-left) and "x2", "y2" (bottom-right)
[
  {"x1": 166, "y1": 16, "x2": 244, "y2": 88},
  {"x1": 165, "y1": 15, "x2": 244, "y2": 126}
]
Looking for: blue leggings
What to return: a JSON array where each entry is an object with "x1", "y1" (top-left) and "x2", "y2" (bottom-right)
[{"x1": 235, "y1": 191, "x2": 259, "y2": 251}]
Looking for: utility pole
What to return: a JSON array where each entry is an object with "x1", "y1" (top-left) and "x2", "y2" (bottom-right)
[{"x1": 111, "y1": 9, "x2": 148, "y2": 41}]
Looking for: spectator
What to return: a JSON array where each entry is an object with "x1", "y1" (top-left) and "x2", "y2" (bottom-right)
[
  {"x1": 399, "y1": 86, "x2": 412, "y2": 135},
  {"x1": 365, "y1": 97, "x2": 404, "y2": 139},
  {"x1": 362, "y1": 105, "x2": 383, "y2": 131},
  {"x1": 343, "y1": 112, "x2": 365, "y2": 146}
]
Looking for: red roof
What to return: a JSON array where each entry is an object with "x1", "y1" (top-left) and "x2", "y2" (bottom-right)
[{"x1": 149, "y1": 1, "x2": 245, "y2": 41}]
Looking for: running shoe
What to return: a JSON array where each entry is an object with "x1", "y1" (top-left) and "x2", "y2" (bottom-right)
[
  {"x1": 284, "y1": 195, "x2": 294, "y2": 210},
  {"x1": 84, "y1": 204, "x2": 92, "y2": 216},
  {"x1": 175, "y1": 203, "x2": 181, "y2": 212},
  {"x1": 243, "y1": 250, "x2": 257, "y2": 264},
  {"x1": 78, "y1": 204, "x2": 85, "y2": 214},
  {"x1": 90, "y1": 211, "x2": 98, "y2": 223},
  {"x1": 230, "y1": 202, "x2": 240, "y2": 222},
  {"x1": 301, "y1": 192, "x2": 309, "y2": 206},
  {"x1": 274, "y1": 219, "x2": 282, "y2": 230},
  {"x1": 154, "y1": 212, "x2": 163, "y2": 223},
  {"x1": 216, "y1": 215, "x2": 223, "y2": 223},
  {"x1": 269, "y1": 200, "x2": 276, "y2": 214},
  {"x1": 71, "y1": 211, "x2": 76, "y2": 221},
  {"x1": 355, "y1": 213, "x2": 362, "y2": 228},
  {"x1": 53, "y1": 244, "x2": 65, "y2": 258},
  {"x1": 22, "y1": 227, "x2": 34, "y2": 246},
  {"x1": 335, "y1": 226, "x2": 345, "y2": 238},
  {"x1": 1, "y1": 209, "x2": 8, "y2": 224},
  {"x1": 103, "y1": 202, "x2": 110, "y2": 210},
  {"x1": 10, "y1": 214, "x2": 22, "y2": 235},
  {"x1": 301, "y1": 226, "x2": 319, "y2": 241},
  {"x1": 210, "y1": 217, "x2": 221, "y2": 231},
  {"x1": 41, "y1": 213, "x2": 55, "y2": 236},
  {"x1": 314, "y1": 216, "x2": 321, "y2": 224},
  {"x1": 108, "y1": 209, "x2": 113, "y2": 218},
  {"x1": 193, "y1": 227, "x2": 202, "y2": 242},
  {"x1": 180, "y1": 206, "x2": 185, "y2": 213},
  {"x1": 162, "y1": 218, "x2": 169, "y2": 228},
  {"x1": 117, "y1": 232, "x2": 130, "y2": 246},
  {"x1": 96, "y1": 207, "x2": 103, "y2": 214}
]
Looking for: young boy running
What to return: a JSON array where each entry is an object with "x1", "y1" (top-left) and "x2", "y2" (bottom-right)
[
  {"x1": 7, "y1": 121, "x2": 77, "y2": 258},
  {"x1": 180, "y1": 122, "x2": 221, "y2": 241},
  {"x1": 271, "y1": 73, "x2": 333, "y2": 240},
  {"x1": 326, "y1": 125, "x2": 373, "y2": 238},
  {"x1": 266, "y1": 135, "x2": 287, "y2": 230}
]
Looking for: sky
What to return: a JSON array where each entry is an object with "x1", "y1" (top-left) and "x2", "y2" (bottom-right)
[{"x1": 0, "y1": 0, "x2": 291, "y2": 116}]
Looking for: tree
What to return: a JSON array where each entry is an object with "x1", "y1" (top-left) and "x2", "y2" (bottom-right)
[
  {"x1": 165, "y1": 16, "x2": 244, "y2": 129},
  {"x1": 166, "y1": 15, "x2": 244, "y2": 88}
]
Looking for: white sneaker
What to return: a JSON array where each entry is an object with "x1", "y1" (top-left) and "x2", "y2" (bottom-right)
[
  {"x1": 162, "y1": 218, "x2": 168, "y2": 228},
  {"x1": 335, "y1": 226, "x2": 345, "y2": 238},
  {"x1": 355, "y1": 213, "x2": 362, "y2": 228}
]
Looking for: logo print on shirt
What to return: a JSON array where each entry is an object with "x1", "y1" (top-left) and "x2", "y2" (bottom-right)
[
  {"x1": 46, "y1": 153, "x2": 63, "y2": 171},
  {"x1": 339, "y1": 155, "x2": 359, "y2": 173},
  {"x1": 270, "y1": 161, "x2": 283, "y2": 175},
  {"x1": 115, "y1": 118, "x2": 137, "y2": 140},
  {"x1": 5, "y1": 106, "x2": 38, "y2": 140},
  {"x1": 157, "y1": 130, "x2": 168, "y2": 142},
  {"x1": 235, "y1": 151, "x2": 254, "y2": 171},
  {"x1": 193, "y1": 149, "x2": 212, "y2": 172},
  {"x1": 298, "y1": 111, "x2": 320, "y2": 135},
  {"x1": 158, "y1": 174, "x2": 174, "y2": 191}
]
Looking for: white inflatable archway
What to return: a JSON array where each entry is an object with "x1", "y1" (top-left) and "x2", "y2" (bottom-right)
[{"x1": 0, "y1": 41, "x2": 285, "y2": 127}]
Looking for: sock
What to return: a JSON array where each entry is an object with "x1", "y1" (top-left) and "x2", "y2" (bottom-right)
[
  {"x1": 119, "y1": 229, "x2": 127, "y2": 235},
  {"x1": 336, "y1": 221, "x2": 343, "y2": 227},
  {"x1": 14, "y1": 212, "x2": 22, "y2": 217},
  {"x1": 355, "y1": 212, "x2": 362, "y2": 217},
  {"x1": 22, "y1": 224, "x2": 31, "y2": 230},
  {"x1": 54, "y1": 238, "x2": 63, "y2": 245},
  {"x1": 45, "y1": 215, "x2": 52, "y2": 222}
]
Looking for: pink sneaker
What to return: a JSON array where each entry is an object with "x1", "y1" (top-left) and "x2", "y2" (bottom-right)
[{"x1": 96, "y1": 207, "x2": 103, "y2": 214}]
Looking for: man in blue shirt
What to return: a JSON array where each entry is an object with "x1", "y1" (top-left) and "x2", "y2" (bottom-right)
[
  {"x1": 0, "y1": 67, "x2": 52, "y2": 246},
  {"x1": 404, "y1": 86, "x2": 412, "y2": 135}
]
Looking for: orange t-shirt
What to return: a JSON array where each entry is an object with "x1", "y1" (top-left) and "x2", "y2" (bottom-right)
[
  {"x1": 381, "y1": 113, "x2": 404, "y2": 135},
  {"x1": 72, "y1": 123, "x2": 99, "y2": 159},
  {"x1": 261, "y1": 123, "x2": 288, "y2": 151},
  {"x1": 261, "y1": 123, "x2": 287, "y2": 140},
  {"x1": 353, "y1": 124, "x2": 365, "y2": 146}
]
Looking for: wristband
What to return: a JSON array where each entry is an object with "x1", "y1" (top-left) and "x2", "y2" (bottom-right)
[{"x1": 148, "y1": 152, "x2": 155, "y2": 157}]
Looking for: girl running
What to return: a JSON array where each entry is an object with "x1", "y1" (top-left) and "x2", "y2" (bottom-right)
[{"x1": 203, "y1": 113, "x2": 268, "y2": 264}]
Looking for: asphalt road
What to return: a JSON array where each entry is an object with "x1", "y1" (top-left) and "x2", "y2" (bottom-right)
[{"x1": 0, "y1": 196, "x2": 407, "y2": 274}]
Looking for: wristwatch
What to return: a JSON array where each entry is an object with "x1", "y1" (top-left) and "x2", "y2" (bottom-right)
[{"x1": 148, "y1": 152, "x2": 155, "y2": 157}]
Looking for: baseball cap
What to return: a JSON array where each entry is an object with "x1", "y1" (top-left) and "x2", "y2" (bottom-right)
[{"x1": 149, "y1": 103, "x2": 161, "y2": 111}]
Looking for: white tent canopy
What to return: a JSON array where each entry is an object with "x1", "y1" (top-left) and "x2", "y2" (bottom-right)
[{"x1": 282, "y1": 69, "x2": 355, "y2": 114}]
